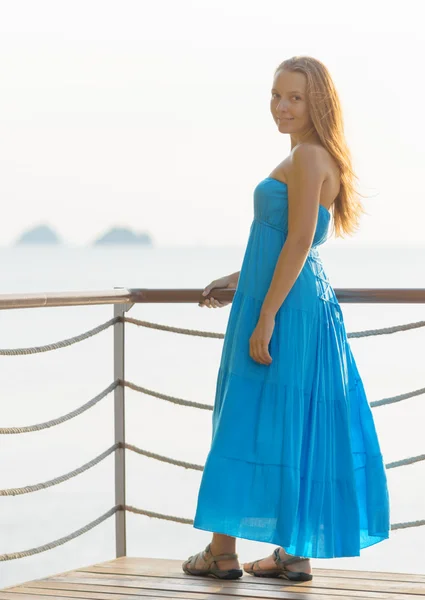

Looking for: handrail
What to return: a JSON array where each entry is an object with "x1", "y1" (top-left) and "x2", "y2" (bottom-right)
[
  {"x1": 2, "y1": 287, "x2": 425, "y2": 310},
  {"x1": 0, "y1": 289, "x2": 132, "y2": 310}
]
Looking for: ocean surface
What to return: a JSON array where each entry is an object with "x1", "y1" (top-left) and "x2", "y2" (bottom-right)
[{"x1": 1, "y1": 243, "x2": 425, "y2": 588}]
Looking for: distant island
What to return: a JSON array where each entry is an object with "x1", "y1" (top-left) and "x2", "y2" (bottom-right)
[
  {"x1": 93, "y1": 227, "x2": 153, "y2": 246},
  {"x1": 14, "y1": 225, "x2": 153, "y2": 246},
  {"x1": 16, "y1": 225, "x2": 62, "y2": 245}
]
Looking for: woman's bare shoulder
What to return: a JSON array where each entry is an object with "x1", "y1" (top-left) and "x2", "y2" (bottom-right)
[
  {"x1": 289, "y1": 143, "x2": 338, "y2": 182},
  {"x1": 291, "y1": 142, "x2": 330, "y2": 164},
  {"x1": 286, "y1": 143, "x2": 328, "y2": 179}
]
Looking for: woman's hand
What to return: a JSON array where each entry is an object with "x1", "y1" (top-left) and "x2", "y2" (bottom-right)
[
  {"x1": 199, "y1": 272, "x2": 239, "y2": 308},
  {"x1": 249, "y1": 312, "x2": 275, "y2": 365}
]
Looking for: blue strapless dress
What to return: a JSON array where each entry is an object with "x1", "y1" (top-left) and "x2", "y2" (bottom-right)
[{"x1": 193, "y1": 177, "x2": 390, "y2": 558}]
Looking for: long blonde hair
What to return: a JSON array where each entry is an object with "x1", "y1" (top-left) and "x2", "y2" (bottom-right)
[{"x1": 275, "y1": 56, "x2": 365, "y2": 238}]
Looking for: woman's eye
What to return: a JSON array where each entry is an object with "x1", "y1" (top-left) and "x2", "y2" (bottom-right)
[
  {"x1": 292, "y1": 96, "x2": 301, "y2": 101},
  {"x1": 272, "y1": 93, "x2": 279, "y2": 99}
]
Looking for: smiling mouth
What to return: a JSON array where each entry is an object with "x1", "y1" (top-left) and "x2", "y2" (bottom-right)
[{"x1": 278, "y1": 117, "x2": 294, "y2": 121}]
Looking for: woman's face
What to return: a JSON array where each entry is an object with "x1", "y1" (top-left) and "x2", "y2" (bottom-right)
[{"x1": 270, "y1": 69, "x2": 313, "y2": 135}]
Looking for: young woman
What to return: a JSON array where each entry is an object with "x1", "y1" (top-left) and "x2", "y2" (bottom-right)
[{"x1": 182, "y1": 56, "x2": 390, "y2": 582}]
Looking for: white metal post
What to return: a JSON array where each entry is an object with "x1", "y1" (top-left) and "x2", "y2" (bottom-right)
[{"x1": 113, "y1": 299, "x2": 133, "y2": 557}]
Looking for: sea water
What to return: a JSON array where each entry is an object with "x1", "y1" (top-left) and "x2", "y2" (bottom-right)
[{"x1": 1, "y1": 243, "x2": 425, "y2": 588}]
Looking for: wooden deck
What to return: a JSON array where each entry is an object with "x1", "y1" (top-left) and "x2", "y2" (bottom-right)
[{"x1": 1, "y1": 557, "x2": 425, "y2": 599}]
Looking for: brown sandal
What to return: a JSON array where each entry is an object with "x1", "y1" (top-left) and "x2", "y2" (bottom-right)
[
  {"x1": 182, "y1": 543, "x2": 243, "y2": 580},
  {"x1": 244, "y1": 547, "x2": 313, "y2": 582}
]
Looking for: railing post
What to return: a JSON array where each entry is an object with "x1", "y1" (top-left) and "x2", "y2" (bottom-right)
[{"x1": 113, "y1": 299, "x2": 133, "y2": 558}]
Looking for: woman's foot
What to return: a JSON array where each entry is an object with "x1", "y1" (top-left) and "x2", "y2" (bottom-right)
[
  {"x1": 191, "y1": 541, "x2": 240, "y2": 571},
  {"x1": 243, "y1": 547, "x2": 312, "y2": 576},
  {"x1": 182, "y1": 540, "x2": 243, "y2": 580}
]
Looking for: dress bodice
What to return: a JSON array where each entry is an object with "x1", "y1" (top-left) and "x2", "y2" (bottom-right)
[{"x1": 253, "y1": 177, "x2": 331, "y2": 247}]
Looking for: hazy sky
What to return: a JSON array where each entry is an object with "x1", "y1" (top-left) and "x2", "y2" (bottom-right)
[{"x1": 0, "y1": 0, "x2": 423, "y2": 247}]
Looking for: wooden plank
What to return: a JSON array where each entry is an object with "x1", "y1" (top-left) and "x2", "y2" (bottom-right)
[
  {"x1": 39, "y1": 571, "x2": 425, "y2": 599},
  {"x1": 78, "y1": 560, "x2": 425, "y2": 587},
  {"x1": 92, "y1": 557, "x2": 425, "y2": 584},
  {"x1": 2, "y1": 580, "x2": 326, "y2": 600},
  {"x1": 23, "y1": 576, "x2": 373, "y2": 600},
  {"x1": 8, "y1": 582, "x2": 378, "y2": 600},
  {"x1": 78, "y1": 562, "x2": 425, "y2": 599},
  {"x1": 0, "y1": 592, "x2": 167, "y2": 600},
  {"x1": 0, "y1": 584, "x2": 237, "y2": 599},
  {"x1": 2, "y1": 556, "x2": 424, "y2": 600},
  {"x1": 0, "y1": 559, "x2": 120, "y2": 593},
  {"x1": 60, "y1": 567, "x2": 425, "y2": 596},
  {"x1": 313, "y1": 569, "x2": 425, "y2": 584},
  {"x1": 20, "y1": 579, "x2": 420, "y2": 600}
]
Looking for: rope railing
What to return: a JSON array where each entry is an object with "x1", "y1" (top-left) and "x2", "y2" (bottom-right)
[
  {"x1": 0, "y1": 506, "x2": 120, "y2": 562},
  {"x1": 125, "y1": 506, "x2": 425, "y2": 532},
  {"x1": 347, "y1": 320, "x2": 425, "y2": 339},
  {"x1": 1, "y1": 373, "x2": 423, "y2": 438},
  {"x1": 123, "y1": 380, "x2": 214, "y2": 411},
  {"x1": 0, "y1": 502, "x2": 423, "y2": 562},
  {"x1": 2, "y1": 440, "x2": 422, "y2": 499},
  {"x1": 124, "y1": 315, "x2": 425, "y2": 341},
  {"x1": 124, "y1": 316, "x2": 225, "y2": 339},
  {"x1": 370, "y1": 386, "x2": 425, "y2": 408},
  {"x1": 0, "y1": 317, "x2": 119, "y2": 356},
  {"x1": 1, "y1": 315, "x2": 424, "y2": 358},
  {"x1": 0, "y1": 444, "x2": 119, "y2": 496},
  {"x1": 124, "y1": 377, "x2": 425, "y2": 411},
  {"x1": 385, "y1": 453, "x2": 425, "y2": 470},
  {"x1": 123, "y1": 444, "x2": 425, "y2": 473},
  {"x1": 0, "y1": 381, "x2": 118, "y2": 434},
  {"x1": 123, "y1": 442, "x2": 203, "y2": 471}
]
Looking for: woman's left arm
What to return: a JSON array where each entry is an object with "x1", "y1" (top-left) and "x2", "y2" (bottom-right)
[{"x1": 249, "y1": 145, "x2": 326, "y2": 365}]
